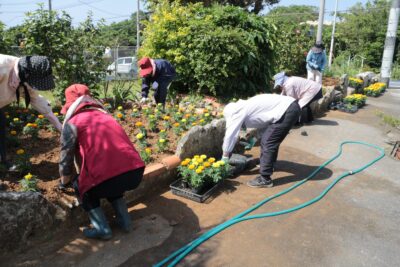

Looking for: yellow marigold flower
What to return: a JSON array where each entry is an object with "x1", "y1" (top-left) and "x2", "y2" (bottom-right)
[
  {"x1": 173, "y1": 122, "x2": 180, "y2": 127},
  {"x1": 199, "y1": 119, "x2": 205, "y2": 123},
  {"x1": 154, "y1": 109, "x2": 159, "y2": 113},
  {"x1": 194, "y1": 155, "x2": 199, "y2": 159},
  {"x1": 149, "y1": 115, "x2": 155, "y2": 119},
  {"x1": 181, "y1": 160, "x2": 189, "y2": 166},
  {"x1": 10, "y1": 130, "x2": 17, "y2": 135},
  {"x1": 204, "y1": 113, "x2": 210, "y2": 117},
  {"x1": 212, "y1": 163, "x2": 220, "y2": 168},
  {"x1": 13, "y1": 118, "x2": 19, "y2": 122},
  {"x1": 145, "y1": 148, "x2": 151, "y2": 154},
  {"x1": 185, "y1": 114, "x2": 191, "y2": 118},
  {"x1": 192, "y1": 122, "x2": 197, "y2": 126},
  {"x1": 38, "y1": 114, "x2": 44, "y2": 119},
  {"x1": 163, "y1": 115, "x2": 171, "y2": 120},
  {"x1": 195, "y1": 168, "x2": 203, "y2": 174},
  {"x1": 117, "y1": 113, "x2": 123, "y2": 118},
  {"x1": 6, "y1": 115, "x2": 10, "y2": 119},
  {"x1": 200, "y1": 154, "x2": 207, "y2": 159},
  {"x1": 157, "y1": 103, "x2": 162, "y2": 107},
  {"x1": 197, "y1": 158, "x2": 204, "y2": 163},
  {"x1": 203, "y1": 162, "x2": 211, "y2": 168},
  {"x1": 54, "y1": 112, "x2": 59, "y2": 116},
  {"x1": 136, "y1": 133, "x2": 144, "y2": 139},
  {"x1": 184, "y1": 158, "x2": 191, "y2": 162},
  {"x1": 159, "y1": 138, "x2": 166, "y2": 143},
  {"x1": 181, "y1": 119, "x2": 187, "y2": 123},
  {"x1": 16, "y1": 149, "x2": 25, "y2": 155},
  {"x1": 117, "y1": 106, "x2": 123, "y2": 110},
  {"x1": 135, "y1": 121, "x2": 143, "y2": 127},
  {"x1": 24, "y1": 173, "x2": 33, "y2": 180},
  {"x1": 132, "y1": 108, "x2": 138, "y2": 112},
  {"x1": 218, "y1": 160, "x2": 225, "y2": 166},
  {"x1": 208, "y1": 157, "x2": 216, "y2": 163},
  {"x1": 26, "y1": 123, "x2": 33, "y2": 127},
  {"x1": 188, "y1": 164, "x2": 195, "y2": 170},
  {"x1": 160, "y1": 129, "x2": 166, "y2": 133}
]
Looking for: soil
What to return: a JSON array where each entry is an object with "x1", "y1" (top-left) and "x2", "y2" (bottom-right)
[
  {"x1": 323, "y1": 76, "x2": 339, "y2": 87},
  {"x1": 0, "y1": 103, "x2": 221, "y2": 203}
]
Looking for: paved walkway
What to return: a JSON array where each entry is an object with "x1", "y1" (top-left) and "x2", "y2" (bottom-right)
[{"x1": 3, "y1": 90, "x2": 400, "y2": 267}]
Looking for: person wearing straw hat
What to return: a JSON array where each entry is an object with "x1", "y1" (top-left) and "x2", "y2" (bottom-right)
[
  {"x1": 306, "y1": 42, "x2": 327, "y2": 84},
  {"x1": 273, "y1": 72, "x2": 323, "y2": 124},
  {"x1": 138, "y1": 57, "x2": 176, "y2": 108},
  {"x1": 59, "y1": 84, "x2": 145, "y2": 240},
  {"x1": 0, "y1": 54, "x2": 61, "y2": 171},
  {"x1": 222, "y1": 94, "x2": 300, "y2": 188}
]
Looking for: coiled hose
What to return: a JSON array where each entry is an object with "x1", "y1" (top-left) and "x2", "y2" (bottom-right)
[{"x1": 154, "y1": 141, "x2": 385, "y2": 267}]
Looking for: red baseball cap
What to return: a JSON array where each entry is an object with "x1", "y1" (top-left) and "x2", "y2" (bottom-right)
[
  {"x1": 138, "y1": 57, "x2": 153, "y2": 78},
  {"x1": 61, "y1": 84, "x2": 91, "y2": 114}
]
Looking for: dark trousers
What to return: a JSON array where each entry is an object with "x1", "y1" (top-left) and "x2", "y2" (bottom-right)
[
  {"x1": 0, "y1": 108, "x2": 7, "y2": 164},
  {"x1": 259, "y1": 102, "x2": 301, "y2": 178},
  {"x1": 154, "y1": 78, "x2": 173, "y2": 105},
  {"x1": 300, "y1": 88, "x2": 323, "y2": 123},
  {"x1": 76, "y1": 167, "x2": 144, "y2": 211}
]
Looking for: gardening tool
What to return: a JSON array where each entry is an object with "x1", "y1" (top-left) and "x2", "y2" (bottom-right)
[{"x1": 154, "y1": 141, "x2": 385, "y2": 267}]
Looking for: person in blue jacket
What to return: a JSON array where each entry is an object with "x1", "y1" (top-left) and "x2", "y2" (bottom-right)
[
  {"x1": 306, "y1": 42, "x2": 327, "y2": 84},
  {"x1": 138, "y1": 57, "x2": 176, "y2": 108}
]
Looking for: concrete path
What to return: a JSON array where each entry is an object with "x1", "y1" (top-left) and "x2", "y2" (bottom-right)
[{"x1": 3, "y1": 91, "x2": 400, "y2": 267}]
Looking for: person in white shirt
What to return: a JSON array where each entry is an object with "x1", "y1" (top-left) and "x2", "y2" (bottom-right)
[
  {"x1": 0, "y1": 54, "x2": 62, "y2": 171},
  {"x1": 222, "y1": 94, "x2": 300, "y2": 188},
  {"x1": 273, "y1": 72, "x2": 323, "y2": 124}
]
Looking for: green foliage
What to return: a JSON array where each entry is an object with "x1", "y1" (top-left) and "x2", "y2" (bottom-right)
[
  {"x1": 376, "y1": 111, "x2": 400, "y2": 129},
  {"x1": 19, "y1": 173, "x2": 39, "y2": 192},
  {"x1": 20, "y1": 5, "x2": 106, "y2": 103},
  {"x1": 267, "y1": 5, "x2": 318, "y2": 24},
  {"x1": 140, "y1": 2, "x2": 276, "y2": 98},
  {"x1": 335, "y1": 0, "x2": 397, "y2": 69},
  {"x1": 146, "y1": 0, "x2": 279, "y2": 14}
]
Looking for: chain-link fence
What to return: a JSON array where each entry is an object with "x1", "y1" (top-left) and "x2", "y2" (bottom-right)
[
  {"x1": 8, "y1": 45, "x2": 139, "y2": 81},
  {"x1": 104, "y1": 46, "x2": 138, "y2": 81}
]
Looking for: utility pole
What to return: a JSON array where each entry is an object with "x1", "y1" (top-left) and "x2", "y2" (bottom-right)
[
  {"x1": 381, "y1": 0, "x2": 400, "y2": 86},
  {"x1": 136, "y1": 0, "x2": 140, "y2": 55},
  {"x1": 48, "y1": 0, "x2": 52, "y2": 13},
  {"x1": 328, "y1": 0, "x2": 339, "y2": 68},
  {"x1": 316, "y1": 0, "x2": 325, "y2": 43}
]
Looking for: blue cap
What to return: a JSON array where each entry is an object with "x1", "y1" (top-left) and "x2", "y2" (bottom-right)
[{"x1": 273, "y1": 71, "x2": 287, "y2": 89}]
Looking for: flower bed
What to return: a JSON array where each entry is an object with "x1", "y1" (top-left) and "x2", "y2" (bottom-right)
[
  {"x1": 363, "y1": 82, "x2": 386, "y2": 97},
  {"x1": 343, "y1": 94, "x2": 367, "y2": 108},
  {"x1": 349, "y1": 77, "x2": 364, "y2": 91},
  {"x1": 1, "y1": 100, "x2": 223, "y2": 202}
]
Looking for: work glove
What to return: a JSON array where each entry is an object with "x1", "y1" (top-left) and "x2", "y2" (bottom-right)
[
  {"x1": 140, "y1": 97, "x2": 148, "y2": 104},
  {"x1": 244, "y1": 137, "x2": 257, "y2": 150},
  {"x1": 152, "y1": 81, "x2": 159, "y2": 90},
  {"x1": 221, "y1": 156, "x2": 230, "y2": 163}
]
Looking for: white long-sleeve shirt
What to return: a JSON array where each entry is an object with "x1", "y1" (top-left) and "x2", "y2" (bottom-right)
[
  {"x1": 222, "y1": 94, "x2": 295, "y2": 154},
  {"x1": 281, "y1": 76, "x2": 322, "y2": 108},
  {"x1": 0, "y1": 54, "x2": 62, "y2": 131}
]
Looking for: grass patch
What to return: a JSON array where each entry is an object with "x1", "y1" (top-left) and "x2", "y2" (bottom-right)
[{"x1": 376, "y1": 110, "x2": 400, "y2": 129}]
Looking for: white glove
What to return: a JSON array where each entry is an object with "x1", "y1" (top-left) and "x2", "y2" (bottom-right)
[
  {"x1": 152, "y1": 81, "x2": 159, "y2": 90},
  {"x1": 140, "y1": 97, "x2": 148, "y2": 104}
]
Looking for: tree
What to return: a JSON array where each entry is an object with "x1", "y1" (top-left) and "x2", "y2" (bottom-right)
[
  {"x1": 146, "y1": 0, "x2": 280, "y2": 14},
  {"x1": 266, "y1": 5, "x2": 318, "y2": 24},
  {"x1": 336, "y1": 0, "x2": 399, "y2": 69},
  {"x1": 21, "y1": 5, "x2": 107, "y2": 102},
  {"x1": 140, "y1": 1, "x2": 277, "y2": 98}
]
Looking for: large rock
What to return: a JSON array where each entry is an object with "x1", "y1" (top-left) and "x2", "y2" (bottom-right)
[
  {"x1": 0, "y1": 192, "x2": 58, "y2": 252},
  {"x1": 176, "y1": 118, "x2": 226, "y2": 159},
  {"x1": 311, "y1": 87, "x2": 336, "y2": 116}
]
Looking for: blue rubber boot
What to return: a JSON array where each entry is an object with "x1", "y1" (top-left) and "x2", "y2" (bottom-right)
[
  {"x1": 111, "y1": 198, "x2": 131, "y2": 233},
  {"x1": 83, "y1": 207, "x2": 112, "y2": 240}
]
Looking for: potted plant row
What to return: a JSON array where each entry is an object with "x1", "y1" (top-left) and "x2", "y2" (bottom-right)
[{"x1": 170, "y1": 155, "x2": 231, "y2": 203}]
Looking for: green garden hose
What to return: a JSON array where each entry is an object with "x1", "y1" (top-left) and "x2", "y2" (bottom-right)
[{"x1": 154, "y1": 141, "x2": 385, "y2": 267}]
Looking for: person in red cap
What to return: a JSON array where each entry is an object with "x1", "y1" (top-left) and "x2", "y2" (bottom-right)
[
  {"x1": 0, "y1": 54, "x2": 62, "y2": 172},
  {"x1": 138, "y1": 57, "x2": 176, "y2": 108},
  {"x1": 59, "y1": 84, "x2": 145, "y2": 240}
]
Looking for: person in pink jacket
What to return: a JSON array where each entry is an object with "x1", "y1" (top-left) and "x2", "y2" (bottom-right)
[
  {"x1": 273, "y1": 72, "x2": 323, "y2": 124},
  {"x1": 0, "y1": 54, "x2": 62, "y2": 171},
  {"x1": 59, "y1": 84, "x2": 145, "y2": 240}
]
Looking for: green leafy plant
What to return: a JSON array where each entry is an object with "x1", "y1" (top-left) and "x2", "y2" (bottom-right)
[
  {"x1": 22, "y1": 123, "x2": 39, "y2": 139},
  {"x1": 139, "y1": 148, "x2": 152, "y2": 164},
  {"x1": 178, "y1": 155, "x2": 230, "y2": 190},
  {"x1": 15, "y1": 149, "x2": 32, "y2": 174},
  {"x1": 140, "y1": 1, "x2": 276, "y2": 98},
  {"x1": 157, "y1": 138, "x2": 168, "y2": 153},
  {"x1": 19, "y1": 173, "x2": 39, "y2": 192}
]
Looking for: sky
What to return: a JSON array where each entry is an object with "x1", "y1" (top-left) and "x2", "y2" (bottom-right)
[{"x1": 0, "y1": 0, "x2": 370, "y2": 28}]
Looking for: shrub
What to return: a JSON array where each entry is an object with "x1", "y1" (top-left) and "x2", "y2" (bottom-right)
[{"x1": 140, "y1": 1, "x2": 276, "y2": 99}]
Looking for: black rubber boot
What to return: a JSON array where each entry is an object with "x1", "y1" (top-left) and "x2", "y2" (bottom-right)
[
  {"x1": 83, "y1": 207, "x2": 112, "y2": 240},
  {"x1": 111, "y1": 198, "x2": 131, "y2": 233}
]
